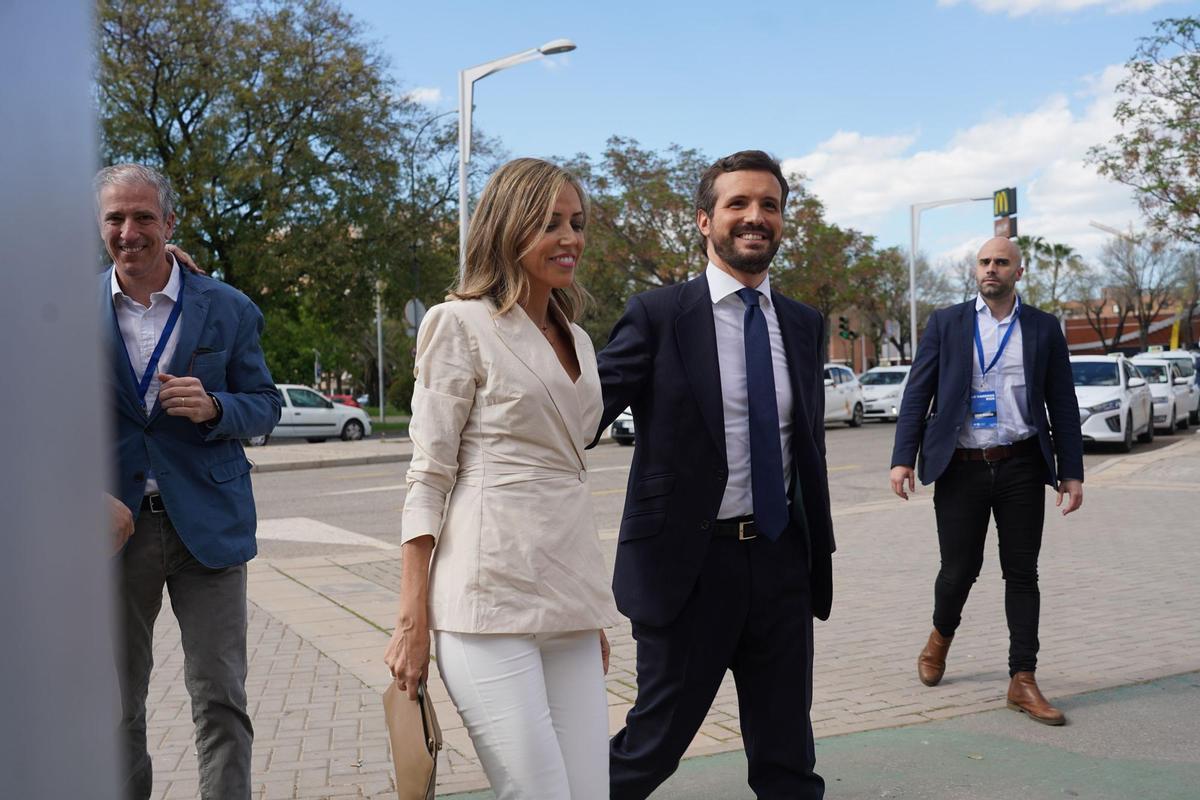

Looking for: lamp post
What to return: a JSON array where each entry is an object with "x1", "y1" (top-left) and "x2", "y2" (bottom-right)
[
  {"x1": 909, "y1": 195, "x2": 992, "y2": 359},
  {"x1": 375, "y1": 279, "x2": 385, "y2": 424},
  {"x1": 458, "y1": 39, "x2": 576, "y2": 280}
]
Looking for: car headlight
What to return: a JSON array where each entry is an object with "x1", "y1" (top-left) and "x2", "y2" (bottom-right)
[{"x1": 1088, "y1": 399, "x2": 1121, "y2": 413}]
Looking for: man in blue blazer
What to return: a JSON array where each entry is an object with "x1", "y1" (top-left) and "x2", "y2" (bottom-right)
[
  {"x1": 594, "y1": 151, "x2": 833, "y2": 799},
  {"x1": 890, "y1": 236, "x2": 1083, "y2": 726},
  {"x1": 97, "y1": 164, "x2": 280, "y2": 799}
]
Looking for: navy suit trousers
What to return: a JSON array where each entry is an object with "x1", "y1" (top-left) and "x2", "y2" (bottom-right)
[{"x1": 610, "y1": 524, "x2": 824, "y2": 800}]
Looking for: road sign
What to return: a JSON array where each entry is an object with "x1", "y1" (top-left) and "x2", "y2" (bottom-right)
[
  {"x1": 993, "y1": 187, "x2": 1017, "y2": 217},
  {"x1": 994, "y1": 216, "x2": 1018, "y2": 238},
  {"x1": 403, "y1": 298, "x2": 427, "y2": 338}
]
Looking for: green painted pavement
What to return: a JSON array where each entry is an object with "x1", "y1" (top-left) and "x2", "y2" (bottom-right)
[{"x1": 446, "y1": 671, "x2": 1200, "y2": 799}]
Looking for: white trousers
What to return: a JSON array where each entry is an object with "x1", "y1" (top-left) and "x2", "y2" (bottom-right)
[{"x1": 434, "y1": 629, "x2": 609, "y2": 800}]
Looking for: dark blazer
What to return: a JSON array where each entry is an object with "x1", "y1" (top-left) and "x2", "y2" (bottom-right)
[
  {"x1": 103, "y1": 267, "x2": 282, "y2": 568},
  {"x1": 592, "y1": 274, "x2": 835, "y2": 627},
  {"x1": 890, "y1": 299, "x2": 1083, "y2": 487}
]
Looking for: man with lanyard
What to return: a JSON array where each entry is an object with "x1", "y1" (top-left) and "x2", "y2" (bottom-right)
[
  {"x1": 889, "y1": 236, "x2": 1084, "y2": 725},
  {"x1": 99, "y1": 163, "x2": 280, "y2": 799}
]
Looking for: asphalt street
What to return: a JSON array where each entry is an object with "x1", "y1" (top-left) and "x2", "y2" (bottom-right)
[{"x1": 248, "y1": 419, "x2": 1174, "y2": 562}]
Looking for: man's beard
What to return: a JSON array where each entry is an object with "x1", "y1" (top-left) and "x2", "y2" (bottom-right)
[{"x1": 711, "y1": 225, "x2": 780, "y2": 275}]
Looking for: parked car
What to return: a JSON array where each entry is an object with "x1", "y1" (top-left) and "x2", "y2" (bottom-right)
[
  {"x1": 1129, "y1": 358, "x2": 1190, "y2": 433},
  {"x1": 245, "y1": 384, "x2": 373, "y2": 446},
  {"x1": 610, "y1": 408, "x2": 634, "y2": 446},
  {"x1": 823, "y1": 363, "x2": 864, "y2": 427},
  {"x1": 327, "y1": 393, "x2": 361, "y2": 408},
  {"x1": 355, "y1": 393, "x2": 370, "y2": 406},
  {"x1": 1146, "y1": 350, "x2": 1200, "y2": 425},
  {"x1": 857, "y1": 365, "x2": 911, "y2": 422},
  {"x1": 1069, "y1": 355, "x2": 1153, "y2": 452}
]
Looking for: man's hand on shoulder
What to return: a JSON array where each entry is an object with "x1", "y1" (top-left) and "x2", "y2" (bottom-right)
[
  {"x1": 158, "y1": 373, "x2": 219, "y2": 424},
  {"x1": 1056, "y1": 479, "x2": 1083, "y2": 516},
  {"x1": 165, "y1": 244, "x2": 206, "y2": 275},
  {"x1": 890, "y1": 465, "x2": 916, "y2": 500},
  {"x1": 107, "y1": 493, "x2": 134, "y2": 555}
]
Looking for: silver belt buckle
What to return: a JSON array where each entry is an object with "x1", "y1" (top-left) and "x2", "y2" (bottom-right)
[
  {"x1": 738, "y1": 521, "x2": 757, "y2": 541},
  {"x1": 148, "y1": 494, "x2": 166, "y2": 513}
]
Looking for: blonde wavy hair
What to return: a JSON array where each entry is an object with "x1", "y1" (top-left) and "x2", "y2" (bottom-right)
[{"x1": 451, "y1": 158, "x2": 591, "y2": 322}]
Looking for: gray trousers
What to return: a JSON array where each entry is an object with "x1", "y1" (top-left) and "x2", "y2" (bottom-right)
[{"x1": 117, "y1": 508, "x2": 253, "y2": 800}]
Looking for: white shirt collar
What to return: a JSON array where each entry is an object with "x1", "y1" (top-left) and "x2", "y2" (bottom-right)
[
  {"x1": 974, "y1": 292, "x2": 1020, "y2": 323},
  {"x1": 111, "y1": 255, "x2": 183, "y2": 305},
  {"x1": 706, "y1": 261, "x2": 773, "y2": 306}
]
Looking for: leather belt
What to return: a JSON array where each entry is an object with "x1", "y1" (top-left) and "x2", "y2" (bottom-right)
[
  {"x1": 953, "y1": 437, "x2": 1039, "y2": 463},
  {"x1": 712, "y1": 515, "x2": 758, "y2": 541},
  {"x1": 140, "y1": 493, "x2": 167, "y2": 514}
]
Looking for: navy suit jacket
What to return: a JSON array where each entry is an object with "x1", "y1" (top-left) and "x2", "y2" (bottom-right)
[
  {"x1": 592, "y1": 274, "x2": 835, "y2": 627},
  {"x1": 103, "y1": 267, "x2": 282, "y2": 568},
  {"x1": 890, "y1": 299, "x2": 1083, "y2": 487}
]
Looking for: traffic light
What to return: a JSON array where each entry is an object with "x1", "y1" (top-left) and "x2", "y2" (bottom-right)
[{"x1": 838, "y1": 316, "x2": 851, "y2": 340}]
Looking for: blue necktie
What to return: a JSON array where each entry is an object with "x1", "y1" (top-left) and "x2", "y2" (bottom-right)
[{"x1": 737, "y1": 287, "x2": 788, "y2": 541}]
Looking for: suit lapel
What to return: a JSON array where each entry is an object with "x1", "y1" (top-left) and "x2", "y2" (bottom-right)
[
  {"x1": 1019, "y1": 302, "x2": 1038, "y2": 397},
  {"x1": 101, "y1": 267, "x2": 145, "y2": 418},
  {"x1": 674, "y1": 275, "x2": 727, "y2": 462},
  {"x1": 491, "y1": 301, "x2": 586, "y2": 467},
  {"x1": 148, "y1": 272, "x2": 211, "y2": 423},
  {"x1": 771, "y1": 292, "x2": 813, "y2": 447},
  {"x1": 960, "y1": 300, "x2": 977, "y2": 391}
]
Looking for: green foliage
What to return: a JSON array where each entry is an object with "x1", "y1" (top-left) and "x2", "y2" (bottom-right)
[{"x1": 1089, "y1": 16, "x2": 1200, "y2": 245}]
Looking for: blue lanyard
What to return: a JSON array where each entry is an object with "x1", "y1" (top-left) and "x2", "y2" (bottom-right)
[
  {"x1": 116, "y1": 267, "x2": 185, "y2": 405},
  {"x1": 974, "y1": 300, "x2": 1019, "y2": 379}
]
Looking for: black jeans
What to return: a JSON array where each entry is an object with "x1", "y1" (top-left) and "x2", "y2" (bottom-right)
[
  {"x1": 117, "y1": 509, "x2": 253, "y2": 800},
  {"x1": 931, "y1": 453, "x2": 1046, "y2": 675}
]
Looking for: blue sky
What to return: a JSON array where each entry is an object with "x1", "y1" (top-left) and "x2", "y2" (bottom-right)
[{"x1": 342, "y1": 0, "x2": 1193, "y2": 266}]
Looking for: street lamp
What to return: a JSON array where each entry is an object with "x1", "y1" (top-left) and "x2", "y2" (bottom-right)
[
  {"x1": 457, "y1": 39, "x2": 577, "y2": 280},
  {"x1": 909, "y1": 195, "x2": 992, "y2": 359}
]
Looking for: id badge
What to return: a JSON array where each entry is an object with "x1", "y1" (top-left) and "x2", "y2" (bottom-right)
[{"x1": 970, "y1": 390, "x2": 998, "y2": 429}]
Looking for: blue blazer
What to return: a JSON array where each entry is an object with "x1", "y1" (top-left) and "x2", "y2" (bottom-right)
[
  {"x1": 890, "y1": 299, "x2": 1083, "y2": 487},
  {"x1": 102, "y1": 267, "x2": 282, "y2": 568},
  {"x1": 592, "y1": 274, "x2": 835, "y2": 626}
]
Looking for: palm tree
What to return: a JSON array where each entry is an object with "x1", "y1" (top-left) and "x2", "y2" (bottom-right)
[{"x1": 1041, "y1": 242, "x2": 1084, "y2": 320}]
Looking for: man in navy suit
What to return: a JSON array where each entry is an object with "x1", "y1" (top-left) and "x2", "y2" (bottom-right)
[
  {"x1": 98, "y1": 163, "x2": 281, "y2": 799},
  {"x1": 594, "y1": 151, "x2": 832, "y2": 799},
  {"x1": 890, "y1": 236, "x2": 1084, "y2": 726}
]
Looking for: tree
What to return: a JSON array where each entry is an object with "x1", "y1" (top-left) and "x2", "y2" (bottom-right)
[
  {"x1": 1067, "y1": 267, "x2": 1134, "y2": 353},
  {"x1": 1100, "y1": 234, "x2": 1181, "y2": 349},
  {"x1": 1089, "y1": 16, "x2": 1200, "y2": 245},
  {"x1": 1179, "y1": 250, "x2": 1200, "y2": 347},
  {"x1": 1027, "y1": 242, "x2": 1084, "y2": 319},
  {"x1": 564, "y1": 137, "x2": 710, "y2": 346}
]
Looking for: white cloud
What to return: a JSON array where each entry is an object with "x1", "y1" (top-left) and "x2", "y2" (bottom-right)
[
  {"x1": 405, "y1": 87, "x2": 442, "y2": 105},
  {"x1": 937, "y1": 0, "x2": 1175, "y2": 16},
  {"x1": 780, "y1": 63, "x2": 1140, "y2": 263}
]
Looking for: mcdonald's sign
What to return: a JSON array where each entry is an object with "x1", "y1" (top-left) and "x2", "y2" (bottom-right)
[{"x1": 993, "y1": 187, "x2": 1017, "y2": 217}]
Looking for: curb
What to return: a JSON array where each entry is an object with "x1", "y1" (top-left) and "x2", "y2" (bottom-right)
[{"x1": 249, "y1": 452, "x2": 413, "y2": 474}]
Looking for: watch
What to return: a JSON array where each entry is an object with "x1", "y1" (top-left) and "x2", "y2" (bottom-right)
[{"x1": 205, "y1": 392, "x2": 224, "y2": 426}]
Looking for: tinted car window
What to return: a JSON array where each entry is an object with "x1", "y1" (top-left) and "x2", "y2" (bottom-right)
[
  {"x1": 860, "y1": 371, "x2": 906, "y2": 385},
  {"x1": 1071, "y1": 362, "x2": 1119, "y2": 387},
  {"x1": 288, "y1": 388, "x2": 327, "y2": 408},
  {"x1": 1135, "y1": 364, "x2": 1168, "y2": 384}
]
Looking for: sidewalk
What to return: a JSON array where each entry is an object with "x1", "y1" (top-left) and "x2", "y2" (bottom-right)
[
  {"x1": 247, "y1": 438, "x2": 413, "y2": 474},
  {"x1": 143, "y1": 434, "x2": 1200, "y2": 798}
]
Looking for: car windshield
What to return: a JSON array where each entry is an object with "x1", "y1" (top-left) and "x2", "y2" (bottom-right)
[
  {"x1": 860, "y1": 371, "x2": 906, "y2": 385},
  {"x1": 1135, "y1": 364, "x2": 1168, "y2": 384},
  {"x1": 1071, "y1": 362, "x2": 1118, "y2": 387}
]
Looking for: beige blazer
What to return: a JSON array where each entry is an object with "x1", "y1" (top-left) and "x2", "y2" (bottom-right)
[{"x1": 402, "y1": 298, "x2": 621, "y2": 633}]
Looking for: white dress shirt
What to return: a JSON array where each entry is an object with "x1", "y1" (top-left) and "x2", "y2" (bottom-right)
[
  {"x1": 706, "y1": 263, "x2": 794, "y2": 520},
  {"x1": 111, "y1": 258, "x2": 183, "y2": 493},
  {"x1": 957, "y1": 293, "x2": 1035, "y2": 449}
]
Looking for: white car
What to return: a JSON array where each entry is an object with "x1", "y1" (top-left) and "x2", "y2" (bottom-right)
[
  {"x1": 823, "y1": 363, "x2": 864, "y2": 427},
  {"x1": 1070, "y1": 355, "x2": 1153, "y2": 452},
  {"x1": 1129, "y1": 358, "x2": 1191, "y2": 433},
  {"x1": 247, "y1": 384, "x2": 373, "y2": 446},
  {"x1": 857, "y1": 365, "x2": 911, "y2": 422},
  {"x1": 610, "y1": 408, "x2": 634, "y2": 446},
  {"x1": 1145, "y1": 350, "x2": 1200, "y2": 425}
]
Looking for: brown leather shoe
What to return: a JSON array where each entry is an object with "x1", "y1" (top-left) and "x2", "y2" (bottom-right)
[
  {"x1": 917, "y1": 629, "x2": 953, "y2": 686},
  {"x1": 1006, "y1": 671, "x2": 1066, "y2": 725}
]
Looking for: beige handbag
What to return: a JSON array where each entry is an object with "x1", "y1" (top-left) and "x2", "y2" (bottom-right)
[{"x1": 384, "y1": 679, "x2": 443, "y2": 800}]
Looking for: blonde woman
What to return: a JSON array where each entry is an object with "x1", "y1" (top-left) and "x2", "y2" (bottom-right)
[{"x1": 383, "y1": 158, "x2": 620, "y2": 799}]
